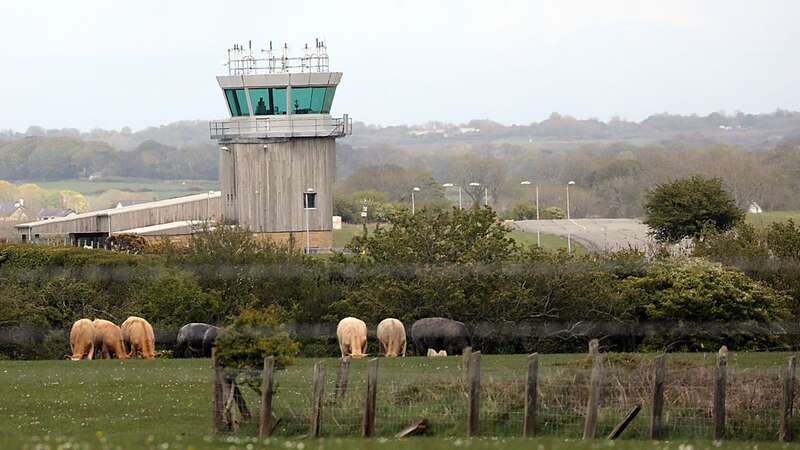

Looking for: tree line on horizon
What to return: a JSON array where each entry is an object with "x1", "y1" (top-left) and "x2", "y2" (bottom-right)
[{"x1": 1, "y1": 109, "x2": 799, "y2": 220}]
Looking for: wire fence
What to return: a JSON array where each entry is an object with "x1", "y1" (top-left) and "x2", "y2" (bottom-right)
[{"x1": 211, "y1": 351, "x2": 799, "y2": 441}]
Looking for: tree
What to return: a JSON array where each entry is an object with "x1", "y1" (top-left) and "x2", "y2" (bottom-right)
[
  {"x1": 214, "y1": 307, "x2": 299, "y2": 369},
  {"x1": 643, "y1": 176, "x2": 744, "y2": 242},
  {"x1": 349, "y1": 206, "x2": 518, "y2": 265}
]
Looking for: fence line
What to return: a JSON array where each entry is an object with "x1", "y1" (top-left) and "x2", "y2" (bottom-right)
[{"x1": 211, "y1": 347, "x2": 799, "y2": 441}]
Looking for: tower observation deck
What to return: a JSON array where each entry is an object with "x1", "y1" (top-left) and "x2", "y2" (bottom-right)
[
  {"x1": 210, "y1": 40, "x2": 350, "y2": 251},
  {"x1": 210, "y1": 40, "x2": 351, "y2": 140}
]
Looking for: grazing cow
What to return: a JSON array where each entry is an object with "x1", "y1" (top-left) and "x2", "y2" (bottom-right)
[
  {"x1": 426, "y1": 349, "x2": 448, "y2": 357},
  {"x1": 411, "y1": 318, "x2": 471, "y2": 356},
  {"x1": 336, "y1": 317, "x2": 368, "y2": 359},
  {"x1": 68, "y1": 319, "x2": 95, "y2": 360},
  {"x1": 92, "y1": 319, "x2": 128, "y2": 359},
  {"x1": 175, "y1": 323, "x2": 220, "y2": 358},
  {"x1": 121, "y1": 316, "x2": 156, "y2": 359},
  {"x1": 377, "y1": 318, "x2": 406, "y2": 357}
]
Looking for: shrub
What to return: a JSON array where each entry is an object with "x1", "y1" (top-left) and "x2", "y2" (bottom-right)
[
  {"x1": 503, "y1": 203, "x2": 537, "y2": 220},
  {"x1": 643, "y1": 176, "x2": 744, "y2": 242},
  {"x1": 214, "y1": 307, "x2": 300, "y2": 369},
  {"x1": 624, "y1": 257, "x2": 793, "y2": 351},
  {"x1": 541, "y1": 206, "x2": 565, "y2": 219}
]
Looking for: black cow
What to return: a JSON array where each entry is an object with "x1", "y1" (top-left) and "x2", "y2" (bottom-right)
[
  {"x1": 175, "y1": 323, "x2": 220, "y2": 358},
  {"x1": 411, "y1": 317, "x2": 471, "y2": 356}
]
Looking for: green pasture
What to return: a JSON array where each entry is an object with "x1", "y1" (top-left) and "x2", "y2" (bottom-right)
[
  {"x1": 34, "y1": 177, "x2": 219, "y2": 201},
  {"x1": 333, "y1": 223, "x2": 585, "y2": 253},
  {"x1": 1, "y1": 353, "x2": 797, "y2": 449},
  {"x1": 747, "y1": 211, "x2": 800, "y2": 228}
]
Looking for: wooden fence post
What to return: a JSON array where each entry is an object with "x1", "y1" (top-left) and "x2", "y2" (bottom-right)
[
  {"x1": 362, "y1": 358, "x2": 379, "y2": 437},
  {"x1": 211, "y1": 348, "x2": 224, "y2": 431},
  {"x1": 780, "y1": 355, "x2": 796, "y2": 442},
  {"x1": 463, "y1": 347, "x2": 473, "y2": 381},
  {"x1": 583, "y1": 339, "x2": 603, "y2": 440},
  {"x1": 335, "y1": 356, "x2": 350, "y2": 401},
  {"x1": 649, "y1": 355, "x2": 666, "y2": 440},
  {"x1": 309, "y1": 361, "x2": 326, "y2": 438},
  {"x1": 259, "y1": 356, "x2": 275, "y2": 438},
  {"x1": 713, "y1": 346, "x2": 727, "y2": 441},
  {"x1": 224, "y1": 379, "x2": 241, "y2": 432},
  {"x1": 523, "y1": 353, "x2": 539, "y2": 437},
  {"x1": 467, "y1": 351, "x2": 481, "y2": 437}
]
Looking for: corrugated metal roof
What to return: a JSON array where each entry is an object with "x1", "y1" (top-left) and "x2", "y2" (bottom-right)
[
  {"x1": 16, "y1": 191, "x2": 220, "y2": 229},
  {"x1": 115, "y1": 220, "x2": 212, "y2": 236}
]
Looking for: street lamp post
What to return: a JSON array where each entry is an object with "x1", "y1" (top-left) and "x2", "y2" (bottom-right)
[
  {"x1": 442, "y1": 183, "x2": 462, "y2": 209},
  {"x1": 411, "y1": 186, "x2": 421, "y2": 214},
  {"x1": 566, "y1": 180, "x2": 575, "y2": 253},
  {"x1": 469, "y1": 182, "x2": 488, "y2": 207},
  {"x1": 520, "y1": 181, "x2": 541, "y2": 247}
]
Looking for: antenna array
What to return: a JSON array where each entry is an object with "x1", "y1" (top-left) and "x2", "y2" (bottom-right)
[{"x1": 226, "y1": 39, "x2": 330, "y2": 75}]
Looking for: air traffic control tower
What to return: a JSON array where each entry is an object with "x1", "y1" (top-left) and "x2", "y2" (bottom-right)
[{"x1": 210, "y1": 40, "x2": 351, "y2": 251}]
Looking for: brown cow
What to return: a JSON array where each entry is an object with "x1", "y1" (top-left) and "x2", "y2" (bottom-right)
[
  {"x1": 121, "y1": 316, "x2": 156, "y2": 359},
  {"x1": 377, "y1": 318, "x2": 406, "y2": 357},
  {"x1": 68, "y1": 319, "x2": 95, "y2": 360},
  {"x1": 92, "y1": 319, "x2": 128, "y2": 359},
  {"x1": 336, "y1": 317, "x2": 368, "y2": 359}
]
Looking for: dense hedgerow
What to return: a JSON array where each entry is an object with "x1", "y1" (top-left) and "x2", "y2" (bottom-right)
[{"x1": 0, "y1": 207, "x2": 797, "y2": 359}]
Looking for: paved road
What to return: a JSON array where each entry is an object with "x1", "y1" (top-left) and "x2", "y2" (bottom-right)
[{"x1": 514, "y1": 219, "x2": 652, "y2": 252}]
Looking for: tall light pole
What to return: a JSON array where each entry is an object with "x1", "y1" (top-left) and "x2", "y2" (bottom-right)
[
  {"x1": 469, "y1": 182, "x2": 488, "y2": 207},
  {"x1": 520, "y1": 180, "x2": 540, "y2": 247},
  {"x1": 411, "y1": 186, "x2": 421, "y2": 214},
  {"x1": 566, "y1": 180, "x2": 576, "y2": 220},
  {"x1": 566, "y1": 180, "x2": 575, "y2": 253},
  {"x1": 442, "y1": 183, "x2": 462, "y2": 209}
]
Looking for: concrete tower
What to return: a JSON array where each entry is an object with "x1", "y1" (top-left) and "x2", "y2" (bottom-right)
[{"x1": 210, "y1": 40, "x2": 351, "y2": 251}]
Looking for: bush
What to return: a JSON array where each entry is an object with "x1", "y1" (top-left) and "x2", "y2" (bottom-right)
[
  {"x1": 541, "y1": 207, "x2": 565, "y2": 219},
  {"x1": 503, "y1": 203, "x2": 537, "y2": 220},
  {"x1": 624, "y1": 257, "x2": 793, "y2": 351},
  {"x1": 214, "y1": 307, "x2": 300, "y2": 369},
  {"x1": 644, "y1": 176, "x2": 744, "y2": 242}
]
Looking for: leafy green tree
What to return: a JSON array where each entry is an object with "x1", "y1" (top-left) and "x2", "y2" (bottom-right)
[
  {"x1": 541, "y1": 206, "x2": 565, "y2": 219},
  {"x1": 349, "y1": 207, "x2": 518, "y2": 264},
  {"x1": 214, "y1": 307, "x2": 299, "y2": 369},
  {"x1": 643, "y1": 176, "x2": 744, "y2": 242},
  {"x1": 767, "y1": 219, "x2": 800, "y2": 261},
  {"x1": 504, "y1": 203, "x2": 536, "y2": 220}
]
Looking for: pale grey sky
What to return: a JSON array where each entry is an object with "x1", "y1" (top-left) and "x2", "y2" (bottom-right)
[{"x1": 1, "y1": 0, "x2": 799, "y2": 131}]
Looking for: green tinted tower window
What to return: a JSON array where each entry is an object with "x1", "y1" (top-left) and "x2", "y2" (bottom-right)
[
  {"x1": 291, "y1": 87, "x2": 313, "y2": 113},
  {"x1": 272, "y1": 88, "x2": 287, "y2": 114},
  {"x1": 322, "y1": 86, "x2": 336, "y2": 113},
  {"x1": 249, "y1": 88, "x2": 271, "y2": 115},
  {"x1": 310, "y1": 87, "x2": 326, "y2": 113},
  {"x1": 225, "y1": 89, "x2": 250, "y2": 116},
  {"x1": 289, "y1": 87, "x2": 331, "y2": 114}
]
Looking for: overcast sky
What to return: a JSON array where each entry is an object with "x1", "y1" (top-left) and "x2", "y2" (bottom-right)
[{"x1": 2, "y1": 0, "x2": 799, "y2": 132}]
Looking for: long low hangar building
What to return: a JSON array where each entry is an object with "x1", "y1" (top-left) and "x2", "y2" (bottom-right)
[{"x1": 16, "y1": 192, "x2": 220, "y2": 246}]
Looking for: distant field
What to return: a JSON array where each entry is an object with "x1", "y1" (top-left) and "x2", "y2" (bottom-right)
[
  {"x1": 747, "y1": 211, "x2": 800, "y2": 228},
  {"x1": 1, "y1": 353, "x2": 795, "y2": 449},
  {"x1": 34, "y1": 177, "x2": 219, "y2": 201},
  {"x1": 333, "y1": 223, "x2": 585, "y2": 253}
]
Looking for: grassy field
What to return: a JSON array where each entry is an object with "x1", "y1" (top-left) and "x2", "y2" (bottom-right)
[
  {"x1": 333, "y1": 223, "x2": 585, "y2": 253},
  {"x1": 34, "y1": 177, "x2": 219, "y2": 201},
  {"x1": 1, "y1": 353, "x2": 797, "y2": 449},
  {"x1": 747, "y1": 211, "x2": 800, "y2": 228}
]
